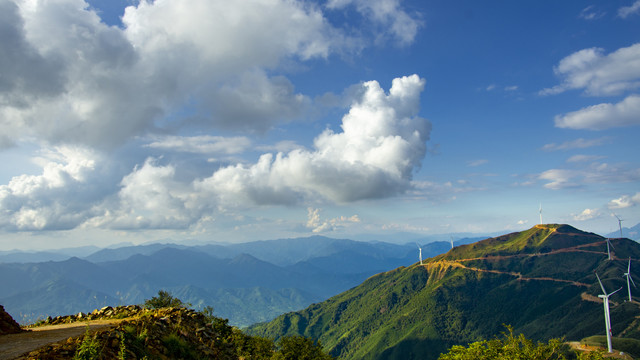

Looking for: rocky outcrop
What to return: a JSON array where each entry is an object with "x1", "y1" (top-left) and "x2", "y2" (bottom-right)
[
  {"x1": 33, "y1": 305, "x2": 147, "y2": 326},
  {"x1": 0, "y1": 305, "x2": 22, "y2": 335},
  {"x1": 20, "y1": 307, "x2": 246, "y2": 360}
]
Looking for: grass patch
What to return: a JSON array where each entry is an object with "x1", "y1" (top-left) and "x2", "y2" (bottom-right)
[{"x1": 581, "y1": 336, "x2": 640, "y2": 357}]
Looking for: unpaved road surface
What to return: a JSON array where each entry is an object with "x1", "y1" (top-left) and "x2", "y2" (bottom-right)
[{"x1": 0, "y1": 320, "x2": 119, "y2": 360}]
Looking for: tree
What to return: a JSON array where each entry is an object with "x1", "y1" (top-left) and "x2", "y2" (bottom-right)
[
  {"x1": 143, "y1": 290, "x2": 187, "y2": 309},
  {"x1": 273, "y1": 335, "x2": 333, "y2": 360},
  {"x1": 438, "y1": 326, "x2": 605, "y2": 360}
]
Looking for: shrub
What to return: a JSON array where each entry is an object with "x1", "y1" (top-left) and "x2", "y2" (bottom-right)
[
  {"x1": 143, "y1": 290, "x2": 186, "y2": 309},
  {"x1": 438, "y1": 326, "x2": 604, "y2": 360},
  {"x1": 74, "y1": 327, "x2": 100, "y2": 360}
]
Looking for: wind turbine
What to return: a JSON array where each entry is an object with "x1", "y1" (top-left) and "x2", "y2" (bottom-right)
[
  {"x1": 450, "y1": 236, "x2": 454, "y2": 250},
  {"x1": 614, "y1": 214, "x2": 624, "y2": 238},
  {"x1": 416, "y1": 243, "x2": 423, "y2": 265},
  {"x1": 605, "y1": 238, "x2": 615, "y2": 261},
  {"x1": 539, "y1": 203, "x2": 543, "y2": 225},
  {"x1": 596, "y1": 272, "x2": 622, "y2": 353},
  {"x1": 624, "y1": 257, "x2": 636, "y2": 302}
]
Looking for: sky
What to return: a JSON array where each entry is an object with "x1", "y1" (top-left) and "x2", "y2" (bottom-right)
[{"x1": 1, "y1": 0, "x2": 639, "y2": 250}]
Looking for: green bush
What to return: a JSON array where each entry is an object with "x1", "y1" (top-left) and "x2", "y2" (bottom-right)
[
  {"x1": 162, "y1": 333, "x2": 198, "y2": 360},
  {"x1": 74, "y1": 327, "x2": 100, "y2": 360},
  {"x1": 439, "y1": 326, "x2": 604, "y2": 360},
  {"x1": 143, "y1": 290, "x2": 187, "y2": 309},
  {"x1": 274, "y1": 335, "x2": 333, "y2": 360}
]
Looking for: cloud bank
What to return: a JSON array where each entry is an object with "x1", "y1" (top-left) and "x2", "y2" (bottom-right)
[
  {"x1": 0, "y1": 75, "x2": 431, "y2": 231},
  {"x1": 1, "y1": 0, "x2": 421, "y2": 149}
]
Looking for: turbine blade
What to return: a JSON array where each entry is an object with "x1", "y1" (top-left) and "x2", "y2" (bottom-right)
[
  {"x1": 596, "y1": 272, "x2": 607, "y2": 294},
  {"x1": 610, "y1": 287, "x2": 623, "y2": 296},
  {"x1": 631, "y1": 275, "x2": 637, "y2": 288},
  {"x1": 629, "y1": 258, "x2": 632, "y2": 273}
]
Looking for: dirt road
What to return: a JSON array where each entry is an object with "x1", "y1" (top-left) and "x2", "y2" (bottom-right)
[{"x1": 0, "y1": 320, "x2": 119, "y2": 360}]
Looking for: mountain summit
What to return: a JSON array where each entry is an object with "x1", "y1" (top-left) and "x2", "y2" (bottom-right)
[{"x1": 249, "y1": 225, "x2": 640, "y2": 360}]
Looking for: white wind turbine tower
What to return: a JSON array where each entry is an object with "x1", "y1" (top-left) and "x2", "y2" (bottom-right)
[
  {"x1": 596, "y1": 272, "x2": 622, "y2": 353},
  {"x1": 416, "y1": 243, "x2": 423, "y2": 265},
  {"x1": 614, "y1": 214, "x2": 624, "y2": 238},
  {"x1": 605, "y1": 238, "x2": 615, "y2": 261},
  {"x1": 539, "y1": 203, "x2": 543, "y2": 225},
  {"x1": 450, "y1": 236, "x2": 454, "y2": 250},
  {"x1": 624, "y1": 257, "x2": 636, "y2": 302}
]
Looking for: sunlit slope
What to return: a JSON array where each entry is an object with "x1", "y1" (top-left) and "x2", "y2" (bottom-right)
[{"x1": 248, "y1": 225, "x2": 640, "y2": 360}]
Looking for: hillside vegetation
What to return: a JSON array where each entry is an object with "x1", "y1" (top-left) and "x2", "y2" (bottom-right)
[
  {"x1": 248, "y1": 224, "x2": 640, "y2": 360},
  {"x1": 0, "y1": 236, "x2": 442, "y2": 327},
  {"x1": 16, "y1": 292, "x2": 333, "y2": 360}
]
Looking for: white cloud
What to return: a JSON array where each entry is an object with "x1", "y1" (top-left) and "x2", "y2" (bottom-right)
[
  {"x1": 468, "y1": 159, "x2": 488, "y2": 167},
  {"x1": 573, "y1": 208, "x2": 600, "y2": 221},
  {"x1": 608, "y1": 192, "x2": 640, "y2": 209},
  {"x1": 196, "y1": 75, "x2": 431, "y2": 204},
  {"x1": 89, "y1": 158, "x2": 203, "y2": 230},
  {"x1": 306, "y1": 207, "x2": 360, "y2": 233},
  {"x1": 539, "y1": 169, "x2": 579, "y2": 190},
  {"x1": 579, "y1": 5, "x2": 605, "y2": 20},
  {"x1": 203, "y1": 70, "x2": 311, "y2": 133},
  {"x1": 326, "y1": 0, "x2": 421, "y2": 45},
  {"x1": 566, "y1": 154, "x2": 606, "y2": 163},
  {"x1": 554, "y1": 94, "x2": 640, "y2": 130},
  {"x1": 145, "y1": 135, "x2": 251, "y2": 155},
  {"x1": 0, "y1": 0, "x2": 359, "y2": 149},
  {"x1": 0, "y1": 146, "x2": 106, "y2": 230},
  {"x1": 619, "y1": 0, "x2": 640, "y2": 18},
  {"x1": 539, "y1": 162, "x2": 640, "y2": 190},
  {"x1": 541, "y1": 137, "x2": 608, "y2": 151},
  {"x1": 540, "y1": 43, "x2": 640, "y2": 96}
]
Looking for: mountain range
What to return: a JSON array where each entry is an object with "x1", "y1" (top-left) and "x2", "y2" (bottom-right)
[
  {"x1": 0, "y1": 236, "x2": 477, "y2": 327},
  {"x1": 248, "y1": 224, "x2": 640, "y2": 360}
]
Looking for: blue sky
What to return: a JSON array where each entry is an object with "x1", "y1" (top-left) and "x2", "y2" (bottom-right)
[{"x1": 0, "y1": 0, "x2": 639, "y2": 250}]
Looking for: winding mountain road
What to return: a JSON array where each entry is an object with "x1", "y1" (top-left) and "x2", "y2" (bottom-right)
[
  {"x1": 424, "y1": 240, "x2": 624, "y2": 288},
  {"x1": 0, "y1": 320, "x2": 119, "y2": 360}
]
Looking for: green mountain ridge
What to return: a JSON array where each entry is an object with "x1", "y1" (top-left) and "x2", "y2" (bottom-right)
[{"x1": 248, "y1": 224, "x2": 640, "y2": 360}]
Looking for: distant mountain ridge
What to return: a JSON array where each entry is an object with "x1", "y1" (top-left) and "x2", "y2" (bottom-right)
[
  {"x1": 0, "y1": 235, "x2": 460, "y2": 327},
  {"x1": 248, "y1": 224, "x2": 640, "y2": 360}
]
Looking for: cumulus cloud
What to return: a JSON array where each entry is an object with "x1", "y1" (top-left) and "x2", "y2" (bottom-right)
[
  {"x1": 573, "y1": 208, "x2": 600, "y2": 221},
  {"x1": 608, "y1": 192, "x2": 640, "y2": 209},
  {"x1": 84, "y1": 75, "x2": 430, "y2": 230},
  {"x1": 0, "y1": 0, "x2": 364, "y2": 149},
  {"x1": 0, "y1": 146, "x2": 107, "y2": 230},
  {"x1": 554, "y1": 94, "x2": 640, "y2": 130},
  {"x1": 88, "y1": 158, "x2": 202, "y2": 229},
  {"x1": 196, "y1": 75, "x2": 431, "y2": 205},
  {"x1": 539, "y1": 169, "x2": 579, "y2": 190},
  {"x1": 306, "y1": 207, "x2": 360, "y2": 233},
  {"x1": 619, "y1": 0, "x2": 640, "y2": 18},
  {"x1": 540, "y1": 43, "x2": 640, "y2": 96},
  {"x1": 203, "y1": 70, "x2": 311, "y2": 133},
  {"x1": 326, "y1": 0, "x2": 422, "y2": 46}
]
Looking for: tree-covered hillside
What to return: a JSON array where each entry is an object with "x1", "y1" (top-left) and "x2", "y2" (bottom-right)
[{"x1": 248, "y1": 225, "x2": 640, "y2": 360}]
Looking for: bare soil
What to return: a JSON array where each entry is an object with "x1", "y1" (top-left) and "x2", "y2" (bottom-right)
[{"x1": 0, "y1": 320, "x2": 121, "y2": 360}]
